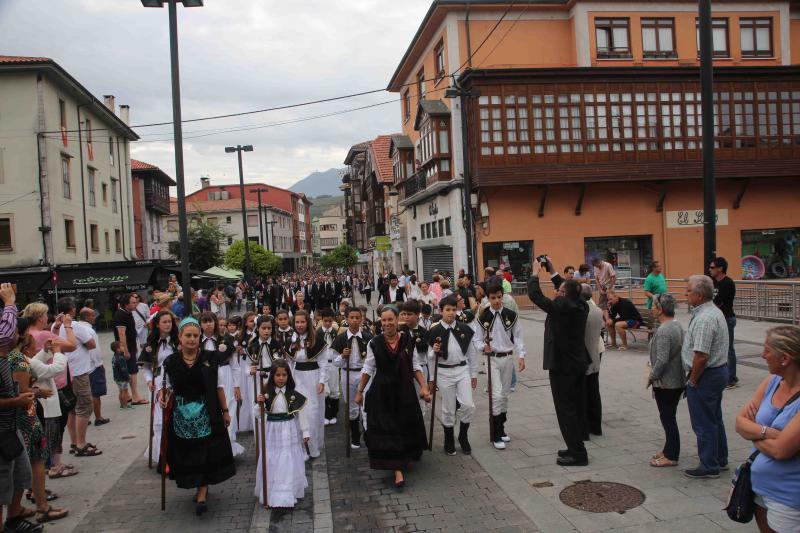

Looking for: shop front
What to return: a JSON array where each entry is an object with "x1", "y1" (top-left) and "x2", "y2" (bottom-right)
[
  {"x1": 482, "y1": 241, "x2": 533, "y2": 281},
  {"x1": 584, "y1": 236, "x2": 654, "y2": 279}
]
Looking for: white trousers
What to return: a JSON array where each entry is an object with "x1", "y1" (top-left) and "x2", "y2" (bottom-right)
[
  {"x1": 435, "y1": 364, "x2": 474, "y2": 427},
  {"x1": 324, "y1": 361, "x2": 341, "y2": 400},
  {"x1": 339, "y1": 367, "x2": 361, "y2": 421},
  {"x1": 489, "y1": 355, "x2": 515, "y2": 416}
]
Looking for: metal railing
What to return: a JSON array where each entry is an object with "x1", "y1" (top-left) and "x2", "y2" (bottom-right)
[{"x1": 511, "y1": 277, "x2": 800, "y2": 324}]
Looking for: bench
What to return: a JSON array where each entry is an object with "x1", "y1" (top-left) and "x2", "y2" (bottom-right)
[{"x1": 628, "y1": 306, "x2": 659, "y2": 344}]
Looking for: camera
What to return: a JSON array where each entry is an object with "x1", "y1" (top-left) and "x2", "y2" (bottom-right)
[{"x1": 536, "y1": 254, "x2": 548, "y2": 264}]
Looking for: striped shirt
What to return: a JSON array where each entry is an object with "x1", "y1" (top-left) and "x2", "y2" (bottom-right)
[{"x1": 0, "y1": 305, "x2": 17, "y2": 348}]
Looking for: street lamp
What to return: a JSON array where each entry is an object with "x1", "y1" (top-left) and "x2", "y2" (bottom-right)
[
  {"x1": 250, "y1": 187, "x2": 268, "y2": 247},
  {"x1": 141, "y1": 0, "x2": 204, "y2": 318},
  {"x1": 698, "y1": 0, "x2": 717, "y2": 270},
  {"x1": 265, "y1": 219, "x2": 278, "y2": 253},
  {"x1": 225, "y1": 145, "x2": 254, "y2": 282}
]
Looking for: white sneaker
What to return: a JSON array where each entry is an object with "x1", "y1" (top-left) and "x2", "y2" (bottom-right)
[
  {"x1": 492, "y1": 441, "x2": 506, "y2": 450},
  {"x1": 350, "y1": 443, "x2": 361, "y2": 449},
  {"x1": 510, "y1": 386, "x2": 516, "y2": 392},
  {"x1": 323, "y1": 419, "x2": 331, "y2": 426},
  {"x1": 329, "y1": 417, "x2": 337, "y2": 425},
  {"x1": 501, "y1": 435, "x2": 511, "y2": 443}
]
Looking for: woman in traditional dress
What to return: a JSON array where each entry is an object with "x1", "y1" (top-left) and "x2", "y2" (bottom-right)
[
  {"x1": 159, "y1": 317, "x2": 235, "y2": 515},
  {"x1": 139, "y1": 310, "x2": 178, "y2": 462},
  {"x1": 254, "y1": 359, "x2": 309, "y2": 508},
  {"x1": 354, "y1": 306, "x2": 431, "y2": 488},
  {"x1": 198, "y1": 312, "x2": 244, "y2": 457},
  {"x1": 287, "y1": 310, "x2": 327, "y2": 458}
]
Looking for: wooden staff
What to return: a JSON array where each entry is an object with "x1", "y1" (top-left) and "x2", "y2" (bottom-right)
[
  {"x1": 428, "y1": 337, "x2": 441, "y2": 450},
  {"x1": 249, "y1": 347, "x2": 260, "y2": 461},
  {"x1": 147, "y1": 363, "x2": 156, "y2": 469},
  {"x1": 258, "y1": 388, "x2": 268, "y2": 508},
  {"x1": 345, "y1": 354, "x2": 351, "y2": 458},
  {"x1": 159, "y1": 368, "x2": 169, "y2": 511},
  {"x1": 485, "y1": 327, "x2": 495, "y2": 443}
]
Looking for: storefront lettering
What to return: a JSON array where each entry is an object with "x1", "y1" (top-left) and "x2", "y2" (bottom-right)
[
  {"x1": 666, "y1": 209, "x2": 728, "y2": 229},
  {"x1": 428, "y1": 201, "x2": 438, "y2": 217},
  {"x1": 73, "y1": 275, "x2": 129, "y2": 286}
]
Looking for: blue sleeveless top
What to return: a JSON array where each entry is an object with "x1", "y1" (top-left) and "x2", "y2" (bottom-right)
[{"x1": 751, "y1": 375, "x2": 800, "y2": 510}]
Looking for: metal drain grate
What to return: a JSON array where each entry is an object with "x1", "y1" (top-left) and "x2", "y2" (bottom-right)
[{"x1": 559, "y1": 480, "x2": 645, "y2": 514}]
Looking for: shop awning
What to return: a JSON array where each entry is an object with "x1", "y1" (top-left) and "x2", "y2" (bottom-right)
[
  {"x1": 0, "y1": 269, "x2": 51, "y2": 294},
  {"x1": 41, "y1": 266, "x2": 155, "y2": 295},
  {"x1": 204, "y1": 266, "x2": 242, "y2": 280}
]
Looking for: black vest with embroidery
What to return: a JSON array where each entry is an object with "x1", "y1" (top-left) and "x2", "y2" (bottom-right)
[
  {"x1": 427, "y1": 321, "x2": 474, "y2": 359},
  {"x1": 478, "y1": 307, "x2": 518, "y2": 343},
  {"x1": 264, "y1": 386, "x2": 307, "y2": 418},
  {"x1": 247, "y1": 337, "x2": 276, "y2": 366},
  {"x1": 399, "y1": 324, "x2": 429, "y2": 354},
  {"x1": 331, "y1": 329, "x2": 373, "y2": 360}
]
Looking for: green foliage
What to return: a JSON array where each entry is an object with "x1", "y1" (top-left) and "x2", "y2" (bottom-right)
[
  {"x1": 224, "y1": 240, "x2": 282, "y2": 277},
  {"x1": 167, "y1": 213, "x2": 227, "y2": 271},
  {"x1": 320, "y1": 244, "x2": 358, "y2": 269}
]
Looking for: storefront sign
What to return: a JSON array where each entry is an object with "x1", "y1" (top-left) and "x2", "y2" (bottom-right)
[
  {"x1": 502, "y1": 242, "x2": 520, "y2": 250},
  {"x1": 375, "y1": 236, "x2": 391, "y2": 251},
  {"x1": 666, "y1": 209, "x2": 728, "y2": 229}
]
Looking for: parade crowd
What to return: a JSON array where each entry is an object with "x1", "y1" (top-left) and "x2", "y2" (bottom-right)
[{"x1": 0, "y1": 255, "x2": 798, "y2": 533}]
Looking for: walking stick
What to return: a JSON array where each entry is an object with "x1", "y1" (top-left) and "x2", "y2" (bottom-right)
[
  {"x1": 158, "y1": 370, "x2": 169, "y2": 511},
  {"x1": 259, "y1": 393, "x2": 268, "y2": 508},
  {"x1": 485, "y1": 328, "x2": 495, "y2": 443},
  {"x1": 249, "y1": 349, "x2": 260, "y2": 460},
  {"x1": 345, "y1": 356, "x2": 351, "y2": 458},
  {"x1": 428, "y1": 337, "x2": 441, "y2": 450},
  {"x1": 148, "y1": 372, "x2": 155, "y2": 469}
]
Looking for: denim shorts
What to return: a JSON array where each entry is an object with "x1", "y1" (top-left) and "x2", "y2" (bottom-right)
[{"x1": 755, "y1": 493, "x2": 800, "y2": 532}]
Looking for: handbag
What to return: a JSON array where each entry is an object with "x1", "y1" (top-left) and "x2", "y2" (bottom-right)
[
  {"x1": 58, "y1": 368, "x2": 77, "y2": 413},
  {"x1": 725, "y1": 389, "x2": 800, "y2": 523},
  {"x1": 0, "y1": 430, "x2": 23, "y2": 461}
]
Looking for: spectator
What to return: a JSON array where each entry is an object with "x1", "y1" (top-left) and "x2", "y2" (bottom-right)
[
  {"x1": 563, "y1": 266, "x2": 576, "y2": 281},
  {"x1": 418, "y1": 282, "x2": 437, "y2": 308},
  {"x1": 196, "y1": 290, "x2": 209, "y2": 313},
  {"x1": 682, "y1": 275, "x2": 730, "y2": 479},
  {"x1": 171, "y1": 295, "x2": 186, "y2": 319},
  {"x1": 575, "y1": 264, "x2": 591, "y2": 280},
  {"x1": 527, "y1": 259, "x2": 590, "y2": 466},
  {"x1": 591, "y1": 257, "x2": 616, "y2": 310},
  {"x1": 57, "y1": 298, "x2": 102, "y2": 457},
  {"x1": 439, "y1": 279, "x2": 453, "y2": 299},
  {"x1": 0, "y1": 283, "x2": 41, "y2": 533},
  {"x1": 132, "y1": 293, "x2": 150, "y2": 347},
  {"x1": 581, "y1": 284, "x2": 604, "y2": 438},
  {"x1": 484, "y1": 266, "x2": 496, "y2": 282},
  {"x1": 605, "y1": 290, "x2": 643, "y2": 351},
  {"x1": 430, "y1": 274, "x2": 443, "y2": 301},
  {"x1": 643, "y1": 260, "x2": 668, "y2": 310},
  {"x1": 499, "y1": 269, "x2": 512, "y2": 295},
  {"x1": 378, "y1": 275, "x2": 405, "y2": 305},
  {"x1": 735, "y1": 325, "x2": 800, "y2": 533},
  {"x1": 113, "y1": 294, "x2": 146, "y2": 406},
  {"x1": 647, "y1": 294, "x2": 686, "y2": 467},
  {"x1": 81, "y1": 308, "x2": 109, "y2": 427},
  {"x1": 709, "y1": 257, "x2": 738, "y2": 389},
  {"x1": 406, "y1": 275, "x2": 421, "y2": 300},
  {"x1": 110, "y1": 341, "x2": 131, "y2": 409}
]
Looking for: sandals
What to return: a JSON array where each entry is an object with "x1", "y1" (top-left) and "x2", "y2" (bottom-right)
[
  {"x1": 68, "y1": 444, "x2": 77, "y2": 455},
  {"x1": 35, "y1": 505, "x2": 69, "y2": 523},
  {"x1": 75, "y1": 444, "x2": 102, "y2": 457},
  {"x1": 617, "y1": 346, "x2": 628, "y2": 351},
  {"x1": 25, "y1": 489, "x2": 58, "y2": 502},
  {"x1": 132, "y1": 399, "x2": 149, "y2": 405},
  {"x1": 48, "y1": 465, "x2": 79, "y2": 478},
  {"x1": 16, "y1": 507, "x2": 37, "y2": 519},
  {"x1": 650, "y1": 456, "x2": 679, "y2": 467}
]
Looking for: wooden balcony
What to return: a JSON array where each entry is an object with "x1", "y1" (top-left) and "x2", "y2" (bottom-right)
[{"x1": 462, "y1": 66, "x2": 800, "y2": 186}]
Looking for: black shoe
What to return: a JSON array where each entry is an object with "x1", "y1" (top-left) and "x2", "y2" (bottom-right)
[
  {"x1": 94, "y1": 417, "x2": 110, "y2": 426},
  {"x1": 5, "y1": 517, "x2": 45, "y2": 533},
  {"x1": 557, "y1": 455, "x2": 588, "y2": 466},
  {"x1": 195, "y1": 501, "x2": 208, "y2": 516},
  {"x1": 349, "y1": 419, "x2": 361, "y2": 448},
  {"x1": 458, "y1": 422, "x2": 472, "y2": 455},
  {"x1": 499, "y1": 412, "x2": 510, "y2": 442},
  {"x1": 443, "y1": 426, "x2": 456, "y2": 456},
  {"x1": 557, "y1": 449, "x2": 571, "y2": 458}
]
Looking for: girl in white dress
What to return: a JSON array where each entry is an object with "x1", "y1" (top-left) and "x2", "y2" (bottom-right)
[
  {"x1": 288, "y1": 310, "x2": 327, "y2": 458},
  {"x1": 247, "y1": 315, "x2": 275, "y2": 435},
  {"x1": 234, "y1": 313, "x2": 257, "y2": 434},
  {"x1": 199, "y1": 312, "x2": 245, "y2": 457},
  {"x1": 254, "y1": 359, "x2": 309, "y2": 508},
  {"x1": 139, "y1": 310, "x2": 178, "y2": 462}
]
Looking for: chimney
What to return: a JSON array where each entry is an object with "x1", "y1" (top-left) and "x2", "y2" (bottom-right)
[
  {"x1": 200, "y1": 176, "x2": 210, "y2": 189},
  {"x1": 103, "y1": 95, "x2": 116, "y2": 113},
  {"x1": 119, "y1": 105, "x2": 130, "y2": 125}
]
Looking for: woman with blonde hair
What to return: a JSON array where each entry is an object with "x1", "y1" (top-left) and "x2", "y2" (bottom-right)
[{"x1": 735, "y1": 325, "x2": 800, "y2": 532}]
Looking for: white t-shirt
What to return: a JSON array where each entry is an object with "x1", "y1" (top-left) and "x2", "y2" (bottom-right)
[
  {"x1": 133, "y1": 302, "x2": 150, "y2": 344},
  {"x1": 398, "y1": 275, "x2": 407, "y2": 288},
  {"x1": 59, "y1": 320, "x2": 95, "y2": 377}
]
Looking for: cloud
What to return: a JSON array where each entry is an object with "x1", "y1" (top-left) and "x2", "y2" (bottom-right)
[{"x1": 0, "y1": 0, "x2": 431, "y2": 190}]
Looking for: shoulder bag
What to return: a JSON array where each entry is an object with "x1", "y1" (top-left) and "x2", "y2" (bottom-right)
[{"x1": 725, "y1": 389, "x2": 800, "y2": 523}]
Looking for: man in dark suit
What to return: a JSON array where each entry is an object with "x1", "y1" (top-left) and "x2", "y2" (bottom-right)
[
  {"x1": 333, "y1": 277, "x2": 343, "y2": 308},
  {"x1": 527, "y1": 259, "x2": 590, "y2": 466},
  {"x1": 304, "y1": 279, "x2": 317, "y2": 313},
  {"x1": 378, "y1": 274, "x2": 406, "y2": 305}
]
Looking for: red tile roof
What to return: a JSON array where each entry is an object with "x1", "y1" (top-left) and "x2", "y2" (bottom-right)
[
  {"x1": 0, "y1": 55, "x2": 51, "y2": 64},
  {"x1": 370, "y1": 134, "x2": 396, "y2": 184},
  {"x1": 170, "y1": 198, "x2": 260, "y2": 215},
  {"x1": 131, "y1": 159, "x2": 158, "y2": 171}
]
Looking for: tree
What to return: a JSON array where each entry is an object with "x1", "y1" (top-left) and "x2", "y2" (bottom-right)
[
  {"x1": 168, "y1": 213, "x2": 228, "y2": 272},
  {"x1": 224, "y1": 240, "x2": 282, "y2": 277},
  {"x1": 320, "y1": 244, "x2": 358, "y2": 269}
]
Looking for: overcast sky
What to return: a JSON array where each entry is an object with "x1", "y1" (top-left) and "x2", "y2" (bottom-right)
[{"x1": 0, "y1": 0, "x2": 432, "y2": 192}]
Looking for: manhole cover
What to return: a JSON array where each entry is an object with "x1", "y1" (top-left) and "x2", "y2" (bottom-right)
[{"x1": 559, "y1": 481, "x2": 645, "y2": 514}]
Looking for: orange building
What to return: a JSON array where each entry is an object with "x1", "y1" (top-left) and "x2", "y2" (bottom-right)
[{"x1": 388, "y1": 0, "x2": 800, "y2": 281}]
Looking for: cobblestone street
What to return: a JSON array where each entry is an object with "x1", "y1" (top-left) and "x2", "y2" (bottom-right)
[{"x1": 43, "y1": 307, "x2": 776, "y2": 532}]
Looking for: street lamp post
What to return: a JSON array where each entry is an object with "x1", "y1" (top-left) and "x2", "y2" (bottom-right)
[
  {"x1": 141, "y1": 0, "x2": 203, "y2": 318},
  {"x1": 250, "y1": 187, "x2": 268, "y2": 247},
  {"x1": 266, "y1": 219, "x2": 278, "y2": 253},
  {"x1": 225, "y1": 145, "x2": 254, "y2": 283},
  {"x1": 698, "y1": 0, "x2": 717, "y2": 270}
]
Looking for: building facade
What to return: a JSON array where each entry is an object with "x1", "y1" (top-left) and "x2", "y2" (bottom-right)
[
  {"x1": 177, "y1": 177, "x2": 313, "y2": 270},
  {"x1": 317, "y1": 204, "x2": 347, "y2": 256},
  {"x1": 0, "y1": 55, "x2": 140, "y2": 298},
  {"x1": 388, "y1": 0, "x2": 800, "y2": 281},
  {"x1": 131, "y1": 159, "x2": 175, "y2": 261}
]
